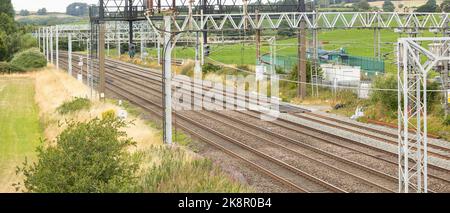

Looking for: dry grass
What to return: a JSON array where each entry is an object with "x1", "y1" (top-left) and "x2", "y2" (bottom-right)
[{"x1": 34, "y1": 67, "x2": 162, "y2": 150}]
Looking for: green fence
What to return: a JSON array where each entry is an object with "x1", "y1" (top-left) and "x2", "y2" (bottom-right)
[
  {"x1": 262, "y1": 53, "x2": 385, "y2": 76},
  {"x1": 328, "y1": 54, "x2": 385, "y2": 75}
]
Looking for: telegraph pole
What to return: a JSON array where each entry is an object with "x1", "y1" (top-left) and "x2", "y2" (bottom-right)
[
  {"x1": 256, "y1": 10, "x2": 261, "y2": 65},
  {"x1": 297, "y1": 0, "x2": 307, "y2": 99},
  {"x1": 202, "y1": 0, "x2": 208, "y2": 48},
  {"x1": 444, "y1": 18, "x2": 449, "y2": 116}
]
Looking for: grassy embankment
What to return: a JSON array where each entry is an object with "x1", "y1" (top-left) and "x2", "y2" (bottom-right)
[
  {"x1": 0, "y1": 75, "x2": 42, "y2": 192},
  {"x1": 31, "y1": 67, "x2": 248, "y2": 192}
]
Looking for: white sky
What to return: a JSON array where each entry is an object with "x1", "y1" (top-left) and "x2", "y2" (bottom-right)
[{"x1": 12, "y1": 0, "x2": 98, "y2": 13}]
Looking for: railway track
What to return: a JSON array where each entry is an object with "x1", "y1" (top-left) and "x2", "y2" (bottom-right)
[
  {"x1": 292, "y1": 112, "x2": 450, "y2": 160},
  {"x1": 56, "y1": 52, "x2": 450, "y2": 192},
  {"x1": 57, "y1": 53, "x2": 347, "y2": 193}
]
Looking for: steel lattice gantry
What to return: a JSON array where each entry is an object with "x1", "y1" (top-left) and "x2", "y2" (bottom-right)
[
  {"x1": 397, "y1": 37, "x2": 450, "y2": 193},
  {"x1": 146, "y1": 12, "x2": 450, "y2": 31}
]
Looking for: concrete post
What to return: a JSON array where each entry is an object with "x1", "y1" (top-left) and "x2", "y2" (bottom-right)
[
  {"x1": 38, "y1": 29, "x2": 41, "y2": 51},
  {"x1": 56, "y1": 26, "x2": 59, "y2": 70},
  {"x1": 99, "y1": 23, "x2": 106, "y2": 100},
  {"x1": 163, "y1": 16, "x2": 173, "y2": 145},
  {"x1": 50, "y1": 26, "x2": 54, "y2": 65},
  {"x1": 68, "y1": 33, "x2": 72, "y2": 76},
  {"x1": 140, "y1": 28, "x2": 144, "y2": 61},
  {"x1": 46, "y1": 28, "x2": 49, "y2": 62}
]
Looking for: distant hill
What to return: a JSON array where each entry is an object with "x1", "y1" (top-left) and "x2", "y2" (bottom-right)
[{"x1": 15, "y1": 13, "x2": 88, "y2": 26}]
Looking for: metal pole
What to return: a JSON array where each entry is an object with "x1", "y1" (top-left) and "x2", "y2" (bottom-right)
[
  {"x1": 129, "y1": 21, "x2": 133, "y2": 53},
  {"x1": 297, "y1": 0, "x2": 307, "y2": 99},
  {"x1": 56, "y1": 26, "x2": 59, "y2": 70},
  {"x1": 443, "y1": 18, "x2": 449, "y2": 116},
  {"x1": 141, "y1": 27, "x2": 144, "y2": 61},
  {"x1": 416, "y1": 74, "x2": 422, "y2": 191},
  {"x1": 107, "y1": 39, "x2": 110, "y2": 56},
  {"x1": 157, "y1": 25, "x2": 161, "y2": 65},
  {"x1": 374, "y1": 28, "x2": 377, "y2": 58},
  {"x1": 50, "y1": 26, "x2": 54, "y2": 65},
  {"x1": 402, "y1": 41, "x2": 409, "y2": 193},
  {"x1": 195, "y1": 32, "x2": 201, "y2": 74},
  {"x1": 68, "y1": 33, "x2": 72, "y2": 76},
  {"x1": 202, "y1": 0, "x2": 207, "y2": 45},
  {"x1": 200, "y1": 10, "x2": 205, "y2": 65},
  {"x1": 86, "y1": 39, "x2": 89, "y2": 86},
  {"x1": 163, "y1": 16, "x2": 173, "y2": 145},
  {"x1": 46, "y1": 28, "x2": 49, "y2": 62},
  {"x1": 38, "y1": 29, "x2": 41, "y2": 51},
  {"x1": 423, "y1": 64, "x2": 428, "y2": 193},
  {"x1": 397, "y1": 42, "x2": 403, "y2": 193},
  {"x1": 116, "y1": 22, "x2": 121, "y2": 57},
  {"x1": 99, "y1": 23, "x2": 106, "y2": 100},
  {"x1": 42, "y1": 28, "x2": 46, "y2": 57},
  {"x1": 256, "y1": 10, "x2": 261, "y2": 65}
]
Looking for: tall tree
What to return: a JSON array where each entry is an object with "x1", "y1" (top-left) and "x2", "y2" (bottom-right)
[
  {"x1": 382, "y1": 0, "x2": 395, "y2": 12},
  {"x1": 416, "y1": 0, "x2": 438, "y2": 12},
  {"x1": 354, "y1": 0, "x2": 370, "y2": 11},
  {"x1": 66, "y1": 2, "x2": 89, "y2": 17},
  {"x1": 441, "y1": 0, "x2": 450, "y2": 12},
  {"x1": 19, "y1": 9, "x2": 30, "y2": 16},
  {"x1": 0, "y1": 0, "x2": 15, "y2": 18},
  {"x1": 37, "y1": 8, "x2": 47, "y2": 15}
]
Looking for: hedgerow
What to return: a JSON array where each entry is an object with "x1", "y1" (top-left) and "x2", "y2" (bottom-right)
[{"x1": 10, "y1": 48, "x2": 46, "y2": 70}]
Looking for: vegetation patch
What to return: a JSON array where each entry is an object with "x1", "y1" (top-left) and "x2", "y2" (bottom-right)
[
  {"x1": 0, "y1": 61, "x2": 24, "y2": 73},
  {"x1": 135, "y1": 146, "x2": 249, "y2": 192},
  {"x1": 10, "y1": 48, "x2": 47, "y2": 71},
  {"x1": 57, "y1": 97, "x2": 91, "y2": 114},
  {"x1": 0, "y1": 77, "x2": 41, "y2": 192},
  {"x1": 15, "y1": 118, "x2": 138, "y2": 192}
]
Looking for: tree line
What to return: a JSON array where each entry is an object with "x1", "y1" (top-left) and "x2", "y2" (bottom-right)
[{"x1": 0, "y1": 0, "x2": 37, "y2": 61}]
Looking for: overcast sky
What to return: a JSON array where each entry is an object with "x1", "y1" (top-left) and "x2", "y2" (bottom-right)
[{"x1": 12, "y1": 0, "x2": 98, "y2": 12}]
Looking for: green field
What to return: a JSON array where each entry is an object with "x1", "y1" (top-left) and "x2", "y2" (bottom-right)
[
  {"x1": 0, "y1": 77, "x2": 41, "y2": 192},
  {"x1": 138, "y1": 29, "x2": 438, "y2": 74}
]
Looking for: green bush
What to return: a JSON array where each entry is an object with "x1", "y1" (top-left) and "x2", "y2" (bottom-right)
[
  {"x1": 289, "y1": 62, "x2": 323, "y2": 83},
  {"x1": 10, "y1": 48, "x2": 46, "y2": 70},
  {"x1": 370, "y1": 75, "x2": 398, "y2": 112},
  {"x1": 0, "y1": 61, "x2": 24, "y2": 73},
  {"x1": 202, "y1": 63, "x2": 221, "y2": 74},
  {"x1": 15, "y1": 118, "x2": 138, "y2": 192},
  {"x1": 57, "y1": 97, "x2": 91, "y2": 114},
  {"x1": 371, "y1": 75, "x2": 441, "y2": 113},
  {"x1": 443, "y1": 115, "x2": 450, "y2": 126}
]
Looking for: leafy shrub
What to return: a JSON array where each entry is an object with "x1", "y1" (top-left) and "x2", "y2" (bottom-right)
[
  {"x1": 289, "y1": 62, "x2": 323, "y2": 82},
  {"x1": 0, "y1": 61, "x2": 24, "y2": 73},
  {"x1": 57, "y1": 97, "x2": 91, "y2": 114},
  {"x1": 202, "y1": 63, "x2": 221, "y2": 74},
  {"x1": 371, "y1": 75, "x2": 441, "y2": 113},
  {"x1": 443, "y1": 115, "x2": 450, "y2": 126},
  {"x1": 370, "y1": 75, "x2": 398, "y2": 112},
  {"x1": 102, "y1": 109, "x2": 116, "y2": 120},
  {"x1": 15, "y1": 118, "x2": 138, "y2": 192},
  {"x1": 18, "y1": 34, "x2": 38, "y2": 51},
  {"x1": 10, "y1": 48, "x2": 46, "y2": 70}
]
